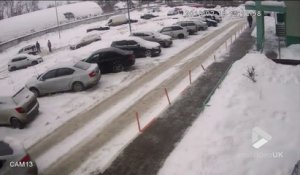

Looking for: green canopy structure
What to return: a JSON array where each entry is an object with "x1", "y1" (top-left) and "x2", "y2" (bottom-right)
[{"x1": 245, "y1": 1, "x2": 286, "y2": 51}]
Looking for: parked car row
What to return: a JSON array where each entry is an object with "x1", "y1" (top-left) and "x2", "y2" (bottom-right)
[{"x1": 2, "y1": 7, "x2": 223, "y2": 130}]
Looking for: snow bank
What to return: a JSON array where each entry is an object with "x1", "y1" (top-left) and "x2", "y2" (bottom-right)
[
  {"x1": 281, "y1": 44, "x2": 300, "y2": 60},
  {"x1": 0, "y1": 1, "x2": 102, "y2": 43},
  {"x1": 158, "y1": 53, "x2": 300, "y2": 175},
  {"x1": 246, "y1": 1, "x2": 286, "y2": 7}
]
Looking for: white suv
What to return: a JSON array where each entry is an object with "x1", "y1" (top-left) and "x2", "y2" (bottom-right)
[
  {"x1": 159, "y1": 25, "x2": 188, "y2": 39},
  {"x1": 8, "y1": 54, "x2": 43, "y2": 71},
  {"x1": 175, "y1": 21, "x2": 198, "y2": 35}
]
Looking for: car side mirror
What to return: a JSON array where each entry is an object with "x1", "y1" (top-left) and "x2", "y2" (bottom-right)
[{"x1": 39, "y1": 76, "x2": 45, "y2": 81}]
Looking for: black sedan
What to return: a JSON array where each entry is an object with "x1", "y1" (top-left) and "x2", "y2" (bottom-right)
[
  {"x1": 87, "y1": 26, "x2": 110, "y2": 33},
  {"x1": 111, "y1": 37, "x2": 161, "y2": 58},
  {"x1": 83, "y1": 47, "x2": 135, "y2": 73},
  {"x1": 140, "y1": 14, "x2": 158, "y2": 19}
]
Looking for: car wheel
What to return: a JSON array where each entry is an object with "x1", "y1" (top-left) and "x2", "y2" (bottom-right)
[
  {"x1": 30, "y1": 88, "x2": 40, "y2": 97},
  {"x1": 31, "y1": 61, "x2": 38, "y2": 65},
  {"x1": 178, "y1": 34, "x2": 184, "y2": 39},
  {"x1": 72, "y1": 82, "x2": 84, "y2": 92},
  {"x1": 145, "y1": 50, "x2": 152, "y2": 57},
  {"x1": 10, "y1": 117, "x2": 24, "y2": 129},
  {"x1": 9, "y1": 67, "x2": 16, "y2": 71},
  {"x1": 112, "y1": 62, "x2": 125, "y2": 73}
]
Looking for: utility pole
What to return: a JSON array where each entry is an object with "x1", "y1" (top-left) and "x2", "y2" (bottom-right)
[
  {"x1": 55, "y1": 0, "x2": 61, "y2": 39},
  {"x1": 127, "y1": 0, "x2": 132, "y2": 33}
]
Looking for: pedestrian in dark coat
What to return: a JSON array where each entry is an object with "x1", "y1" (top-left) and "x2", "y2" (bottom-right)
[
  {"x1": 247, "y1": 14, "x2": 253, "y2": 28},
  {"x1": 47, "y1": 40, "x2": 52, "y2": 53},
  {"x1": 36, "y1": 41, "x2": 41, "y2": 53}
]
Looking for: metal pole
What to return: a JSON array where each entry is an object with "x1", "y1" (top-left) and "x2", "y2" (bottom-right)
[
  {"x1": 55, "y1": 0, "x2": 61, "y2": 39},
  {"x1": 127, "y1": 0, "x2": 132, "y2": 33}
]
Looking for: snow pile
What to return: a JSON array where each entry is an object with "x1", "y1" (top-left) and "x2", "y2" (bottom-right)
[
  {"x1": 158, "y1": 53, "x2": 300, "y2": 175},
  {"x1": 246, "y1": 1, "x2": 286, "y2": 7},
  {"x1": 281, "y1": 44, "x2": 300, "y2": 60},
  {"x1": 114, "y1": 2, "x2": 127, "y2": 10},
  {"x1": 0, "y1": 1, "x2": 102, "y2": 43}
]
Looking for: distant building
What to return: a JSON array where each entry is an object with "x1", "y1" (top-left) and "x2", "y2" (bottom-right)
[{"x1": 245, "y1": 1, "x2": 300, "y2": 50}]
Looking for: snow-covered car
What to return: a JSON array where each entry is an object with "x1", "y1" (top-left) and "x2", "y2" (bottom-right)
[
  {"x1": 204, "y1": 15, "x2": 222, "y2": 23},
  {"x1": 18, "y1": 44, "x2": 38, "y2": 55},
  {"x1": 187, "y1": 18, "x2": 208, "y2": 31},
  {"x1": 86, "y1": 26, "x2": 110, "y2": 33},
  {"x1": 131, "y1": 31, "x2": 173, "y2": 48},
  {"x1": 26, "y1": 61, "x2": 101, "y2": 97},
  {"x1": 159, "y1": 25, "x2": 188, "y2": 39},
  {"x1": 140, "y1": 14, "x2": 158, "y2": 19},
  {"x1": 205, "y1": 18, "x2": 218, "y2": 27},
  {"x1": 111, "y1": 37, "x2": 161, "y2": 58},
  {"x1": 167, "y1": 9, "x2": 179, "y2": 16},
  {"x1": 8, "y1": 54, "x2": 43, "y2": 72},
  {"x1": 167, "y1": 8, "x2": 183, "y2": 16},
  {"x1": 107, "y1": 14, "x2": 128, "y2": 26},
  {"x1": 69, "y1": 33, "x2": 101, "y2": 50},
  {"x1": 175, "y1": 21, "x2": 198, "y2": 35},
  {"x1": 204, "y1": 10, "x2": 222, "y2": 22},
  {"x1": 0, "y1": 87, "x2": 39, "y2": 129},
  {"x1": 0, "y1": 138, "x2": 38, "y2": 175}
]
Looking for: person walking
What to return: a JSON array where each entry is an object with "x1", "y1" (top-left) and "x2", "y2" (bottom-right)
[
  {"x1": 247, "y1": 14, "x2": 253, "y2": 28},
  {"x1": 36, "y1": 41, "x2": 41, "y2": 53},
  {"x1": 47, "y1": 40, "x2": 52, "y2": 53}
]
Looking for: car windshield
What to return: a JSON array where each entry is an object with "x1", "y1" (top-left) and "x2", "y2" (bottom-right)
[{"x1": 74, "y1": 61, "x2": 90, "y2": 70}]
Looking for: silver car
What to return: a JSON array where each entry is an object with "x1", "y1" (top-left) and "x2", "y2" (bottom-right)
[
  {"x1": 0, "y1": 87, "x2": 39, "y2": 129},
  {"x1": 0, "y1": 138, "x2": 38, "y2": 175},
  {"x1": 8, "y1": 54, "x2": 43, "y2": 72},
  {"x1": 159, "y1": 25, "x2": 189, "y2": 39},
  {"x1": 187, "y1": 18, "x2": 208, "y2": 31},
  {"x1": 175, "y1": 21, "x2": 198, "y2": 35},
  {"x1": 25, "y1": 61, "x2": 101, "y2": 97},
  {"x1": 69, "y1": 33, "x2": 101, "y2": 50}
]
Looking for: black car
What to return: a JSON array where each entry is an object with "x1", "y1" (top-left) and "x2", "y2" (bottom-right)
[
  {"x1": 204, "y1": 18, "x2": 218, "y2": 27},
  {"x1": 126, "y1": 19, "x2": 138, "y2": 24},
  {"x1": 18, "y1": 45, "x2": 38, "y2": 55},
  {"x1": 87, "y1": 26, "x2": 110, "y2": 33},
  {"x1": 83, "y1": 47, "x2": 135, "y2": 73},
  {"x1": 140, "y1": 14, "x2": 158, "y2": 19},
  {"x1": 111, "y1": 37, "x2": 161, "y2": 58}
]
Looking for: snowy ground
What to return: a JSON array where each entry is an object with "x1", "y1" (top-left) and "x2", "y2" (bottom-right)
[
  {"x1": 0, "y1": 6, "x2": 244, "y2": 148},
  {"x1": 0, "y1": 5, "x2": 248, "y2": 175},
  {"x1": 159, "y1": 14, "x2": 300, "y2": 175},
  {"x1": 158, "y1": 50, "x2": 300, "y2": 175},
  {"x1": 69, "y1": 22, "x2": 244, "y2": 175}
]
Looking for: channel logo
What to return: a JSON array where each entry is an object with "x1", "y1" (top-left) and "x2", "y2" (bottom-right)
[{"x1": 252, "y1": 127, "x2": 272, "y2": 149}]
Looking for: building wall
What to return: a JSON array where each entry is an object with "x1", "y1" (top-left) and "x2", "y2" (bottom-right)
[{"x1": 285, "y1": 1, "x2": 300, "y2": 45}]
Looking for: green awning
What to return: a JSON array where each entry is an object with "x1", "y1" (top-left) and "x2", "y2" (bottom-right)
[{"x1": 245, "y1": 1, "x2": 286, "y2": 13}]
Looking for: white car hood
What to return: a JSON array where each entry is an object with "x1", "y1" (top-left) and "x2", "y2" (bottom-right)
[
  {"x1": 154, "y1": 33, "x2": 171, "y2": 40},
  {"x1": 26, "y1": 76, "x2": 40, "y2": 87}
]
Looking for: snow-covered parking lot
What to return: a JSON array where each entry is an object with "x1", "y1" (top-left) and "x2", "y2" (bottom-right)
[
  {"x1": 0, "y1": 4, "x2": 248, "y2": 174},
  {"x1": 0, "y1": 5, "x2": 243, "y2": 147}
]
